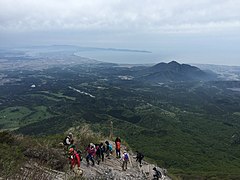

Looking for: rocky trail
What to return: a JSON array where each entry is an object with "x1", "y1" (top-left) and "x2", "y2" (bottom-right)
[
  {"x1": 78, "y1": 143, "x2": 171, "y2": 180},
  {"x1": 37, "y1": 141, "x2": 170, "y2": 180},
  {"x1": 7, "y1": 138, "x2": 171, "y2": 180}
]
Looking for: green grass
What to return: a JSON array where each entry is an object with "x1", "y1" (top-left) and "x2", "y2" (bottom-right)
[
  {"x1": 89, "y1": 106, "x2": 240, "y2": 178},
  {"x1": 19, "y1": 106, "x2": 54, "y2": 126},
  {"x1": 41, "y1": 91, "x2": 76, "y2": 101},
  {"x1": 0, "y1": 131, "x2": 69, "y2": 178},
  {"x1": 0, "y1": 106, "x2": 32, "y2": 129},
  {"x1": 27, "y1": 91, "x2": 76, "y2": 102},
  {"x1": 0, "y1": 106, "x2": 54, "y2": 130},
  {"x1": 29, "y1": 94, "x2": 61, "y2": 102}
]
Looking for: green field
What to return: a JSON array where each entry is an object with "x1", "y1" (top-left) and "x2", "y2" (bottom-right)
[
  {"x1": 1, "y1": 65, "x2": 240, "y2": 178},
  {"x1": 0, "y1": 106, "x2": 53, "y2": 129},
  {"x1": 41, "y1": 91, "x2": 76, "y2": 101}
]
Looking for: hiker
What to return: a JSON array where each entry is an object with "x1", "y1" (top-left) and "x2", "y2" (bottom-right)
[
  {"x1": 120, "y1": 150, "x2": 129, "y2": 171},
  {"x1": 105, "y1": 141, "x2": 112, "y2": 158},
  {"x1": 153, "y1": 167, "x2": 162, "y2": 180},
  {"x1": 95, "y1": 143, "x2": 105, "y2": 165},
  {"x1": 63, "y1": 132, "x2": 74, "y2": 147},
  {"x1": 115, "y1": 137, "x2": 121, "y2": 158},
  {"x1": 136, "y1": 151, "x2": 144, "y2": 167},
  {"x1": 68, "y1": 148, "x2": 81, "y2": 170},
  {"x1": 86, "y1": 143, "x2": 96, "y2": 166}
]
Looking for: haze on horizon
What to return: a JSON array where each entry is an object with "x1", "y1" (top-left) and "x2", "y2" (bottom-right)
[{"x1": 0, "y1": 0, "x2": 240, "y2": 66}]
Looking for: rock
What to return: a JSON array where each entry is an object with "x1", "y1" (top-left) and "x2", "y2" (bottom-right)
[{"x1": 14, "y1": 139, "x2": 171, "y2": 180}]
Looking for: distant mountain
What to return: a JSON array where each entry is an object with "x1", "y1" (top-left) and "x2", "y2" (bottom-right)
[{"x1": 134, "y1": 61, "x2": 217, "y2": 83}]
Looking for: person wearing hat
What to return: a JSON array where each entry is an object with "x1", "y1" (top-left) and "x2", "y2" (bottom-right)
[
  {"x1": 120, "y1": 150, "x2": 129, "y2": 171},
  {"x1": 86, "y1": 143, "x2": 96, "y2": 166},
  {"x1": 63, "y1": 132, "x2": 74, "y2": 147},
  {"x1": 136, "y1": 151, "x2": 144, "y2": 167},
  {"x1": 69, "y1": 148, "x2": 81, "y2": 170},
  {"x1": 153, "y1": 167, "x2": 162, "y2": 180}
]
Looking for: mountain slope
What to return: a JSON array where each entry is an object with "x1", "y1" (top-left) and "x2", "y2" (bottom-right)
[
  {"x1": 1, "y1": 60, "x2": 240, "y2": 179},
  {"x1": 134, "y1": 61, "x2": 217, "y2": 83},
  {"x1": 0, "y1": 129, "x2": 170, "y2": 180}
]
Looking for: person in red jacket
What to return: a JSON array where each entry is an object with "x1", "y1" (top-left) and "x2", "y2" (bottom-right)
[
  {"x1": 115, "y1": 137, "x2": 121, "y2": 158},
  {"x1": 69, "y1": 148, "x2": 81, "y2": 170}
]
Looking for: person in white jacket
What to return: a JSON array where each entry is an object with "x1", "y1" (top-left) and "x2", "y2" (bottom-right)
[{"x1": 121, "y1": 150, "x2": 129, "y2": 171}]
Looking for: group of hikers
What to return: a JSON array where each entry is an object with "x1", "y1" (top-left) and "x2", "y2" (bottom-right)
[{"x1": 63, "y1": 132, "x2": 163, "y2": 179}]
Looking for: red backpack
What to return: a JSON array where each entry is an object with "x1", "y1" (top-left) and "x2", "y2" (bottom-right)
[{"x1": 116, "y1": 142, "x2": 120, "y2": 150}]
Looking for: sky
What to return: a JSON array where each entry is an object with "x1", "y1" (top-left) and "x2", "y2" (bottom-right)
[{"x1": 0, "y1": 0, "x2": 240, "y2": 65}]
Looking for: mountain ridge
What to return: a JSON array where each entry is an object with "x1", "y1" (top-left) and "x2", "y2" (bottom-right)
[
  {"x1": 0, "y1": 128, "x2": 171, "y2": 180},
  {"x1": 133, "y1": 61, "x2": 217, "y2": 83}
]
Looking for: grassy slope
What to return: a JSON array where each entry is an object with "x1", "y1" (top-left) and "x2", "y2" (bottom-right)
[
  {"x1": 0, "y1": 126, "x2": 104, "y2": 179},
  {"x1": 14, "y1": 87, "x2": 240, "y2": 178},
  {"x1": 1, "y1": 67, "x2": 240, "y2": 179},
  {"x1": 0, "y1": 106, "x2": 54, "y2": 129}
]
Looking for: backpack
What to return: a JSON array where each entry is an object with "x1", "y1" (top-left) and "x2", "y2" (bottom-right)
[
  {"x1": 154, "y1": 168, "x2": 162, "y2": 178},
  {"x1": 63, "y1": 136, "x2": 69, "y2": 145},
  {"x1": 108, "y1": 144, "x2": 112, "y2": 151},
  {"x1": 124, "y1": 153, "x2": 129, "y2": 161},
  {"x1": 156, "y1": 170, "x2": 162, "y2": 178},
  {"x1": 96, "y1": 146, "x2": 101, "y2": 155},
  {"x1": 116, "y1": 142, "x2": 120, "y2": 150}
]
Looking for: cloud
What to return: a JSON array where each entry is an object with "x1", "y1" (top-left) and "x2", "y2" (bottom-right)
[{"x1": 0, "y1": 0, "x2": 240, "y2": 33}]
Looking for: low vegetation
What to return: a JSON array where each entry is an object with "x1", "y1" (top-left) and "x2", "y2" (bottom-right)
[
  {"x1": 1, "y1": 64, "x2": 240, "y2": 178},
  {"x1": 0, "y1": 125, "x2": 102, "y2": 178}
]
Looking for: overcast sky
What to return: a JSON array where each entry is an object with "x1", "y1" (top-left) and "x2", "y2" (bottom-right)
[{"x1": 0, "y1": 0, "x2": 240, "y2": 65}]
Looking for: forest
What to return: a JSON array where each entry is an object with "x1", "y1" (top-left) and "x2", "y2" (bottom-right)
[{"x1": 1, "y1": 63, "x2": 240, "y2": 179}]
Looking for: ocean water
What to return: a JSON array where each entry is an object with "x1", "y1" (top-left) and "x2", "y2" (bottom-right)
[{"x1": 74, "y1": 51, "x2": 163, "y2": 64}]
